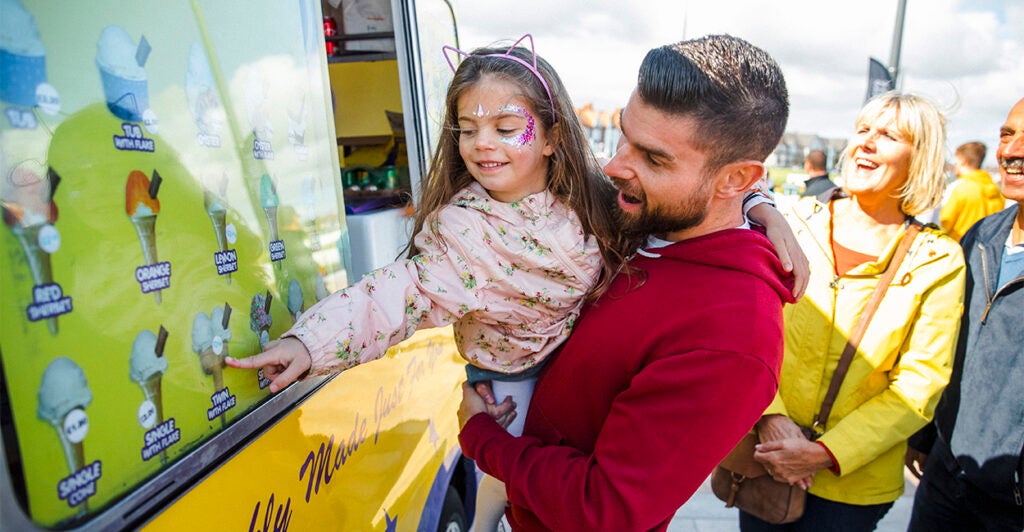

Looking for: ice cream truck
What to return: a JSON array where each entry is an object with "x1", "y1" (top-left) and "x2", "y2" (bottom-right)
[{"x1": 0, "y1": 0, "x2": 479, "y2": 530}]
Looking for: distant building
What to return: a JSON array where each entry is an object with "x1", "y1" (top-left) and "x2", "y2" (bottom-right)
[{"x1": 768, "y1": 133, "x2": 847, "y2": 170}]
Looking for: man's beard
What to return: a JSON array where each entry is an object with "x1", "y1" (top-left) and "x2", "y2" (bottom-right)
[{"x1": 611, "y1": 177, "x2": 712, "y2": 237}]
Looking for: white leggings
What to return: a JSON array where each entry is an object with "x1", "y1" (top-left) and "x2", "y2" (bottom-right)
[{"x1": 470, "y1": 377, "x2": 536, "y2": 532}]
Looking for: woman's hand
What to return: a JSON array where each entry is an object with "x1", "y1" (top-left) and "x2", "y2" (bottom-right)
[
  {"x1": 225, "y1": 337, "x2": 312, "y2": 393},
  {"x1": 754, "y1": 438, "x2": 832, "y2": 490},
  {"x1": 753, "y1": 415, "x2": 821, "y2": 489},
  {"x1": 755, "y1": 414, "x2": 806, "y2": 443}
]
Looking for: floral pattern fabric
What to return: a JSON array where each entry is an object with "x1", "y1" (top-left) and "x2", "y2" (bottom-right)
[{"x1": 289, "y1": 181, "x2": 602, "y2": 376}]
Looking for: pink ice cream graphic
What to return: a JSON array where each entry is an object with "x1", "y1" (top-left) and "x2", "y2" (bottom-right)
[{"x1": 2, "y1": 162, "x2": 61, "y2": 334}]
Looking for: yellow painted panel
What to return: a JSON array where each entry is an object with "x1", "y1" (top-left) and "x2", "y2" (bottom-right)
[
  {"x1": 143, "y1": 327, "x2": 465, "y2": 531},
  {"x1": 330, "y1": 60, "x2": 403, "y2": 143}
]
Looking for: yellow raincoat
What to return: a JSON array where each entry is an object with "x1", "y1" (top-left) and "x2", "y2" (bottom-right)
[{"x1": 766, "y1": 196, "x2": 966, "y2": 505}]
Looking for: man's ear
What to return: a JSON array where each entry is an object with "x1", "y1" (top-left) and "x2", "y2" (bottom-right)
[{"x1": 714, "y1": 160, "x2": 765, "y2": 198}]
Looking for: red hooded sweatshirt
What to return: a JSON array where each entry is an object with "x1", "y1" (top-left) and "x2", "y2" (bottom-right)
[{"x1": 459, "y1": 228, "x2": 796, "y2": 531}]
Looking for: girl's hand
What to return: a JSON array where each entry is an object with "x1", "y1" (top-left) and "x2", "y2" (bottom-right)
[
  {"x1": 225, "y1": 337, "x2": 312, "y2": 393},
  {"x1": 748, "y1": 202, "x2": 809, "y2": 300}
]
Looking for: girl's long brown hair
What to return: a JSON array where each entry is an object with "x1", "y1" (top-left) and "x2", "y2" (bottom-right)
[{"x1": 406, "y1": 43, "x2": 638, "y2": 298}]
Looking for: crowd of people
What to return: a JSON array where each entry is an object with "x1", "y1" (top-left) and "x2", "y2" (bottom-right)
[{"x1": 228, "y1": 30, "x2": 1024, "y2": 532}]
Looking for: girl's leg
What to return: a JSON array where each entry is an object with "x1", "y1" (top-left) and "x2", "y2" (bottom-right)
[
  {"x1": 470, "y1": 377, "x2": 536, "y2": 531},
  {"x1": 491, "y1": 377, "x2": 535, "y2": 437}
]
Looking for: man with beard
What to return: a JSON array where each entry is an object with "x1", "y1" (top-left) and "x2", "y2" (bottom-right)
[
  {"x1": 457, "y1": 35, "x2": 795, "y2": 532},
  {"x1": 907, "y1": 97, "x2": 1024, "y2": 531}
]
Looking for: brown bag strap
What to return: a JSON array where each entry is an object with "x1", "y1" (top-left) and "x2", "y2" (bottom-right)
[{"x1": 813, "y1": 221, "x2": 923, "y2": 433}]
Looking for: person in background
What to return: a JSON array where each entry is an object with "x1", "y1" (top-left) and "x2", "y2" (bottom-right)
[
  {"x1": 939, "y1": 141, "x2": 1005, "y2": 242},
  {"x1": 906, "y1": 97, "x2": 1024, "y2": 532},
  {"x1": 800, "y1": 149, "x2": 837, "y2": 197},
  {"x1": 458, "y1": 34, "x2": 796, "y2": 531},
  {"x1": 747, "y1": 92, "x2": 966, "y2": 531}
]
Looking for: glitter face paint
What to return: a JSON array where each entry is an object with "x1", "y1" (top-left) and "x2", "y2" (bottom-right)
[
  {"x1": 473, "y1": 103, "x2": 487, "y2": 117},
  {"x1": 498, "y1": 104, "x2": 535, "y2": 147}
]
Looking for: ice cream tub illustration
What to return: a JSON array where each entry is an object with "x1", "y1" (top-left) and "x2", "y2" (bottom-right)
[
  {"x1": 96, "y1": 25, "x2": 150, "y2": 122},
  {"x1": 2, "y1": 162, "x2": 64, "y2": 334},
  {"x1": 0, "y1": 0, "x2": 47, "y2": 107},
  {"x1": 37, "y1": 356, "x2": 94, "y2": 511}
]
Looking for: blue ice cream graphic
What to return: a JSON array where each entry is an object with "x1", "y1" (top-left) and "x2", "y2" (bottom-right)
[
  {"x1": 95, "y1": 25, "x2": 150, "y2": 122},
  {"x1": 0, "y1": 0, "x2": 47, "y2": 107}
]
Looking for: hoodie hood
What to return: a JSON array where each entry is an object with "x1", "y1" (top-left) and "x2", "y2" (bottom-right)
[{"x1": 640, "y1": 228, "x2": 797, "y2": 304}]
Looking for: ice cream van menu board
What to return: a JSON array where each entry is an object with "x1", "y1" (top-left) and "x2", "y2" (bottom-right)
[{"x1": 0, "y1": 0, "x2": 347, "y2": 527}]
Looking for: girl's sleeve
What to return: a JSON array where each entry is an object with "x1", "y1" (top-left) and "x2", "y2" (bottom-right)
[
  {"x1": 743, "y1": 186, "x2": 775, "y2": 218},
  {"x1": 286, "y1": 213, "x2": 487, "y2": 375}
]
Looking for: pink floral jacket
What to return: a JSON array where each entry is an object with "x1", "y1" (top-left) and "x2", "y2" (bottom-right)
[{"x1": 288, "y1": 181, "x2": 602, "y2": 376}]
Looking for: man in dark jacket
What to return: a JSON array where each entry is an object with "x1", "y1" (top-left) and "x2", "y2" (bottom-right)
[
  {"x1": 907, "y1": 96, "x2": 1024, "y2": 531},
  {"x1": 799, "y1": 149, "x2": 836, "y2": 197}
]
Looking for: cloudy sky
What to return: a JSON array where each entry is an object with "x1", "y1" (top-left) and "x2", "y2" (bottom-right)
[{"x1": 454, "y1": 0, "x2": 1023, "y2": 166}]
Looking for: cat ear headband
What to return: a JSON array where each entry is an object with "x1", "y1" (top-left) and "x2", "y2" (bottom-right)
[{"x1": 442, "y1": 34, "x2": 556, "y2": 121}]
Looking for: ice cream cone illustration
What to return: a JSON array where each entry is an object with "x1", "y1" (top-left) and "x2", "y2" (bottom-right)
[
  {"x1": 204, "y1": 179, "x2": 230, "y2": 283},
  {"x1": 287, "y1": 279, "x2": 304, "y2": 323},
  {"x1": 2, "y1": 163, "x2": 61, "y2": 334},
  {"x1": 37, "y1": 357, "x2": 92, "y2": 513},
  {"x1": 126, "y1": 169, "x2": 162, "y2": 303},
  {"x1": 250, "y1": 291, "x2": 273, "y2": 349},
  {"x1": 260, "y1": 173, "x2": 279, "y2": 241},
  {"x1": 260, "y1": 173, "x2": 281, "y2": 269},
  {"x1": 192, "y1": 303, "x2": 232, "y2": 426},
  {"x1": 186, "y1": 43, "x2": 225, "y2": 137},
  {"x1": 245, "y1": 67, "x2": 273, "y2": 142},
  {"x1": 205, "y1": 192, "x2": 227, "y2": 249},
  {"x1": 130, "y1": 326, "x2": 169, "y2": 462},
  {"x1": 315, "y1": 274, "x2": 329, "y2": 301}
]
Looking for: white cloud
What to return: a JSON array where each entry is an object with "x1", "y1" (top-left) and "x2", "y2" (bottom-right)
[{"x1": 454, "y1": 0, "x2": 1024, "y2": 166}]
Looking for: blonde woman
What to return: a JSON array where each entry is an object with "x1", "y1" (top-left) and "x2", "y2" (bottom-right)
[{"x1": 744, "y1": 92, "x2": 967, "y2": 531}]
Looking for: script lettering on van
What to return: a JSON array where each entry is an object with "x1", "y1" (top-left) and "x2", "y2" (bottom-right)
[
  {"x1": 248, "y1": 492, "x2": 291, "y2": 532},
  {"x1": 245, "y1": 346, "x2": 446, "y2": 529}
]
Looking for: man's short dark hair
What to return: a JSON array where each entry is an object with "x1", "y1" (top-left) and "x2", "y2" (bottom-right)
[
  {"x1": 805, "y1": 150, "x2": 827, "y2": 172},
  {"x1": 637, "y1": 34, "x2": 789, "y2": 174}
]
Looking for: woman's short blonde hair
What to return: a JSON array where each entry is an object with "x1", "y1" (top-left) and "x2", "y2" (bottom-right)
[{"x1": 842, "y1": 92, "x2": 947, "y2": 216}]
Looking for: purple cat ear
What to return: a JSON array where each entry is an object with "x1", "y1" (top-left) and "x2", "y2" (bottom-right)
[
  {"x1": 506, "y1": 34, "x2": 539, "y2": 69},
  {"x1": 442, "y1": 45, "x2": 471, "y2": 74},
  {"x1": 442, "y1": 34, "x2": 556, "y2": 122}
]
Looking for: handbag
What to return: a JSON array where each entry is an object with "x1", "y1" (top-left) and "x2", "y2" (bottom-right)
[{"x1": 711, "y1": 220, "x2": 923, "y2": 524}]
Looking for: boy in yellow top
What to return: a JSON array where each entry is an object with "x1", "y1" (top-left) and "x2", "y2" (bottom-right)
[{"x1": 940, "y1": 141, "x2": 1005, "y2": 241}]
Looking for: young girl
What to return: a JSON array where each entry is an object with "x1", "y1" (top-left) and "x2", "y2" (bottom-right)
[{"x1": 227, "y1": 35, "x2": 803, "y2": 531}]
